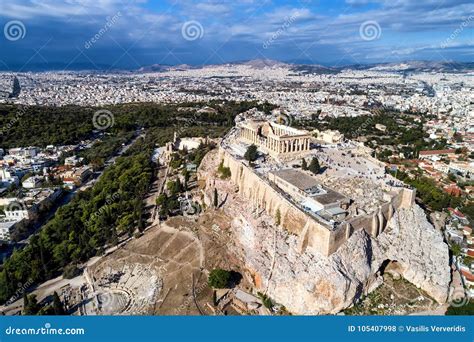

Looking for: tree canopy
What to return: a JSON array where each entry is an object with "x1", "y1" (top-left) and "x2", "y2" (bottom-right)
[
  {"x1": 308, "y1": 157, "x2": 321, "y2": 174},
  {"x1": 244, "y1": 144, "x2": 258, "y2": 162}
]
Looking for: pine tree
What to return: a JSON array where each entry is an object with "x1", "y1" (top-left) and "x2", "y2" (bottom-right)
[
  {"x1": 22, "y1": 293, "x2": 29, "y2": 313},
  {"x1": 308, "y1": 157, "x2": 321, "y2": 175},
  {"x1": 275, "y1": 209, "x2": 281, "y2": 226},
  {"x1": 212, "y1": 290, "x2": 218, "y2": 306},
  {"x1": 244, "y1": 144, "x2": 258, "y2": 162},
  {"x1": 52, "y1": 291, "x2": 66, "y2": 315},
  {"x1": 23, "y1": 294, "x2": 40, "y2": 315},
  {"x1": 213, "y1": 188, "x2": 218, "y2": 208}
]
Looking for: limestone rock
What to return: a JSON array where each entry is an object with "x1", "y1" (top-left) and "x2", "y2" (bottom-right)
[
  {"x1": 230, "y1": 204, "x2": 450, "y2": 315},
  {"x1": 199, "y1": 149, "x2": 450, "y2": 314}
]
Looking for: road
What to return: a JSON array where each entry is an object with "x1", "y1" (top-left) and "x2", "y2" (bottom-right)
[
  {"x1": 83, "y1": 132, "x2": 145, "y2": 189},
  {"x1": 145, "y1": 165, "x2": 169, "y2": 226},
  {"x1": 2, "y1": 132, "x2": 145, "y2": 257}
]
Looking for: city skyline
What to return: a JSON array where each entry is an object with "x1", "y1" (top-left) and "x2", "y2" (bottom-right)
[{"x1": 0, "y1": 0, "x2": 473, "y2": 71}]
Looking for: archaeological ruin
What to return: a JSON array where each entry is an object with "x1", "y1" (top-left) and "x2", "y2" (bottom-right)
[{"x1": 214, "y1": 117, "x2": 417, "y2": 256}]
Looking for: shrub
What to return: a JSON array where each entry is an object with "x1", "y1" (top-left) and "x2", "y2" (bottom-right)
[
  {"x1": 308, "y1": 157, "x2": 320, "y2": 174},
  {"x1": 257, "y1": 292, "x2": 274, "y2": 309},
  {"x1": 208, "y1": 269, "x2": 231, "y2": 288},
  {"x1": 244, "y1": 144, "x2": 258, "y2": 162},
  {"x1": 217, "y1": 160, "x2": 231, "y2": 179}
]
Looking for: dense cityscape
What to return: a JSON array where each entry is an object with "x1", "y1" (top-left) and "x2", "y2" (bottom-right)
[
  {"x1": 0, "y1": 59, "x2": 471, "y2": 318},
  {"x1": 1, "y1": 8, "x2": 474, "y2": 342}
]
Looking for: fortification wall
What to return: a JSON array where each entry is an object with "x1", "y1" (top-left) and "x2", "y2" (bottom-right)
[
  {"x1": 213, "y1": 147, "x2": 416, "y2": 256},
  {"x1": 328, "y1": 186, "x2": 416, "y2": 252},
  {"x1": 217, "y1": 148, "x2": 333, "y2": 255}
]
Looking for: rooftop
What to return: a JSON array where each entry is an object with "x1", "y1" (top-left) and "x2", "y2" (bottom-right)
[{"x1": 270, "y1": 169, "x2": 347, "y2": 205}]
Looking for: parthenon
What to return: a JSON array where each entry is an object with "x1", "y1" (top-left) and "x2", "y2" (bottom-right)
[{"x1": 238, "y1": 120, "x2": 312, "y2": 158}]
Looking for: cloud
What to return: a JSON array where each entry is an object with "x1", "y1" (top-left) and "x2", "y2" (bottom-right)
[{"x1": 0, "y1": 0, "x2": 472, "y2": 69}]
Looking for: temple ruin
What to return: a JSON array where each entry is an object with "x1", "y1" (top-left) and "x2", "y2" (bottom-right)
[
  {"x1": 238, "y1": 120, "x2": 312, "y2": 158},
  {"x1": 212, "y1": 117, "x2": 417, "y2": 256}
]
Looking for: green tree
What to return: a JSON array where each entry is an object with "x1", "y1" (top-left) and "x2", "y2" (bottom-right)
[
  {"x1": 213, "y1": 188, "x2": 218, "y2": 208},
  {"x1": 208, "y1": 269, "x2": 231, "y2": 288},
  {"x1": 52, "y1": 291, "x2": 66, "y2": 315},
  {"x1": 257, "y1": 292, "x2": 274, "y2": 309},
  {"x1": 23, "y1": 294, "x2": 40, "y2": 315},
  {"x1": 63, "y1": 264, "x2": 81, "y2": 279},
  {"x1": 308, "y1": 157, "x2": 321, "y2": 174},
  {"x1": 212, "y1": 290, "x2": 218, "y2": 306},
  {"x1": 217, "y1": 160, "x2": 231, "y2": 179},
  {"x1": 301, "y1": 158, "x2": 308, "y2": 170},
  {"x1": 167, "y1": 179, "x2": 183, "y2": 196},
  {"x1": 244, "y1": 144, "x2": 258, "y2": 162},
  {"x1": 156, "y1": 193, "x2": 168, "y2": 206},
  {"x1": 182, "y1": 169, "x2": 190, "y2": 190},
  {"x1": 448, "y1": 173, "x2": 457, "y2": 182},
  {"x1": 275, "y1": 209, "x2": 281, "y2": 226},
  {"x1": 451, "y1": 243, "x2": 462, "y2": 257}
]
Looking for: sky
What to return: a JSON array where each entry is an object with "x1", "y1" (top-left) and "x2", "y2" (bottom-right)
[{"x1": 0, "y1": 0, "x2": 473, "y2": 71}]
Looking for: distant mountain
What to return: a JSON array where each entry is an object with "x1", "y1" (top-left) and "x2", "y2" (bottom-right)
[
  {"x1": 128, "y1": 58, "x2": 474, "y2": 75},
  {"x1": 137, "y1": 64, "x2": 194, "y2": 73},
  {"x1": 366, "y1": 61, "x2": 474, "y2": 73},
  {"x1": 13, "y1": 59, "x2": 470, "y2": 74},
  {"x1": 239, "y1": 58, "x2": 290, "y2": 69},
  {"x1": 288, "y1": 60, "x2": 474, "y2": 74},
  {"x1": 290, "y1": 64, "x2": 338, "y2": 75}
]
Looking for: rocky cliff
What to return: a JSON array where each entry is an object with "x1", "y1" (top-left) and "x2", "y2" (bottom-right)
[{"x1": 199, "y1": 149, "x2": 451, "y2": 315}]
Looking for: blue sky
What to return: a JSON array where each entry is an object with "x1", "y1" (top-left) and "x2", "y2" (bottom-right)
[{"x1": 0, "y1": 0, "x2": 473, "y2": 71}]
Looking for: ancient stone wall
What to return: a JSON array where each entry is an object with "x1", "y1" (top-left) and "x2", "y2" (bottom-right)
[{"x1": 212, "y1": 147, "x2": 416, "y2": 256}]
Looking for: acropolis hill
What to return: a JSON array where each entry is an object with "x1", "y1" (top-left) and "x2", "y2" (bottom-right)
[
  {"x1": 220, "y1": 113, "x2": 416, "y2": 256},
  {"x1": 198, "y1": 111, "x2": 451, "y2": 314}
]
